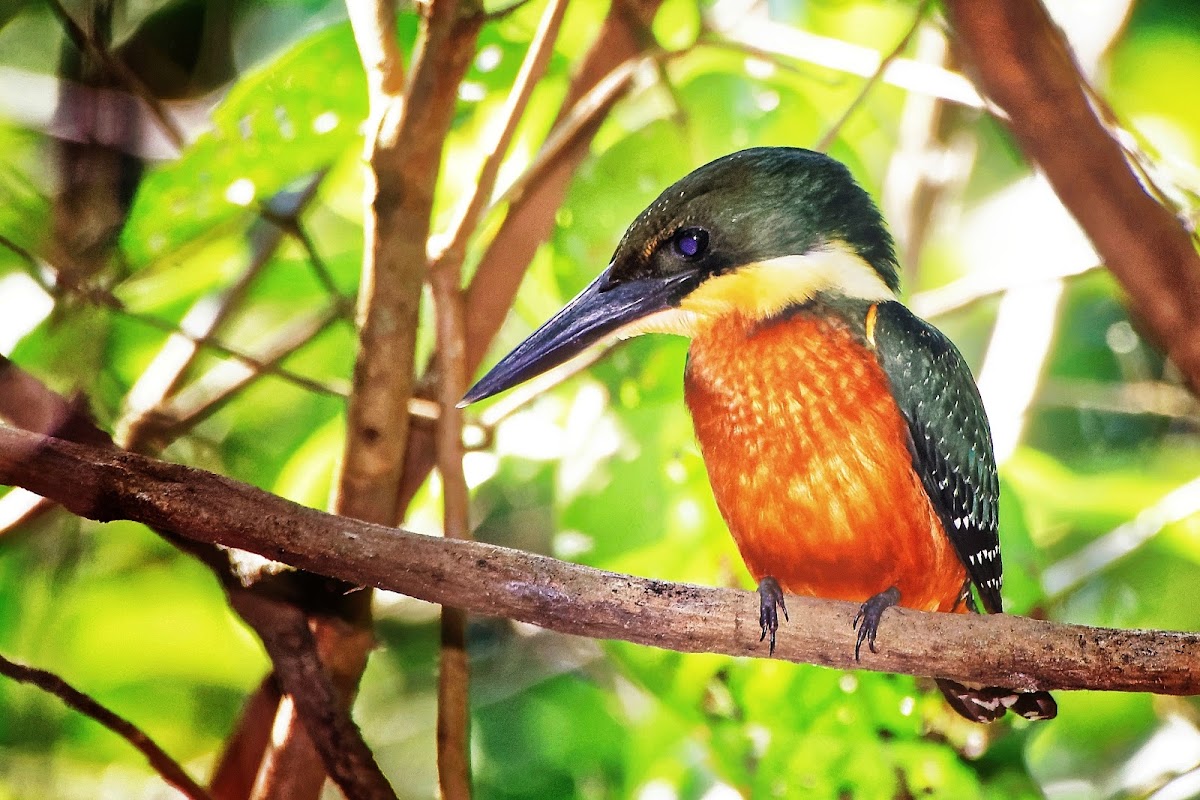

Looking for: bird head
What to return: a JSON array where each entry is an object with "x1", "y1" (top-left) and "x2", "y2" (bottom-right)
[{"x1": 462, "y1": 146, "x2": 899, "y2": 405}]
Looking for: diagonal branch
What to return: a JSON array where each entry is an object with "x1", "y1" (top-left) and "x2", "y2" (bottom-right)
[
  {"x1": 228, "y1": 591, "x2": 396, "y2": 800},
  {"x1": 2, "y1": 424, "x2": 1198, "y2": 697},
  {"x1": 235, "y1": 0, "x2": 485, "y2": 796},
  {"x1": 0, "y1": 650, "x2": 211, "y2": 800},
  {"x1": 433, "y1": 0, "x2": 570, "y2": 269},
  {"x1": 813, "y1": 0, "x2": 931, "y2": 153},
  {"x1": 944, "y1": 0, "x2": 1200, "y2": 394},
  {"x1": 396, "y1": 0, "x2": 665, "y2": 511}
]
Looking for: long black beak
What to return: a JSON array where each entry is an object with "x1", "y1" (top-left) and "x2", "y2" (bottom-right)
[{"x1": 461, "y1": 266, "x2": 699, "y2": 405}]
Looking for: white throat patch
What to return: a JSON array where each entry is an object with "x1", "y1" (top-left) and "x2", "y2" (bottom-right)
[{"x1": 616, "y1": 242, "x2": 896, "y2": 339}]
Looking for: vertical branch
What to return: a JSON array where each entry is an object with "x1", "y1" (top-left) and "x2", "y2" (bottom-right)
[
  {"x1": 424, "y1": 10, "x2": 571, "y2": 786},
  {"x1": 431, "y1": 264, "x2": 472, "y2": 798},
  {"x1": 423, "y1": 3, "x2": 569, "y2": 793},
  {"x1": 234, "y1": 0, "x2": 484, "y2": 797},
  {"x1": 340, "y1": 0, "x2": 420, "y2": 523}
]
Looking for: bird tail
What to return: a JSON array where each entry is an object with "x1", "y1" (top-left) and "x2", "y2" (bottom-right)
[{"x1": 936, "y1": 679, "x2": 1057, "y2": 723}]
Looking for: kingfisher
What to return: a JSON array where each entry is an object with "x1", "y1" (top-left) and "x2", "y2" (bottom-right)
[{"x1": 462, "y1": 147, "x2": 1056, "y2": 723}]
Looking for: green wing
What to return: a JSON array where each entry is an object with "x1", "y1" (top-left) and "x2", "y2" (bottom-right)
[{"x1": 871, "y1": 301, "x2": 1003, "y2": 613}]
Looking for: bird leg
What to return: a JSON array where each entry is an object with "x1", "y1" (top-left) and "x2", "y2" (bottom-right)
[
  {"x1": 852, "y1": 586, "x2": 900, "y2": 661},
  {"x1": 757, "y1": 576, "x2": 788, "y2": 655}
]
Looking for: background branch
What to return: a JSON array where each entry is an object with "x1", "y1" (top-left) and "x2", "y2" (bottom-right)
[
  {"x1": 396, "y1": 0, "x2": 665, "y2": 510},
  {"x1": 0, "y1": 651, "x2": 211, "y2": 800},
  {"x1": 945, "y1": 0, "x2": 1200, "y2": 393},
  {"x1": 2, "y1": 425, "x2": 1197, "y2": 697}
]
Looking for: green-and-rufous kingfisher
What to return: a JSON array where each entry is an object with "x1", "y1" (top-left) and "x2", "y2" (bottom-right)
[{"x1": 461, "y1": 147, "x2": 1056, "y2": 723}]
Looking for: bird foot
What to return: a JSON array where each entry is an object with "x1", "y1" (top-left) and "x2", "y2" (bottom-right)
[
  {"x1": 757, "y1": 576, "x2": 788, "y2": 656},
  {"x1": 852, "y1": 586, "x2": 900, "y2": 661}
]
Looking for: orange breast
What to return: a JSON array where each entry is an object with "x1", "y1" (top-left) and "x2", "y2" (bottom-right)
[{"x1": 684, "y1": 309, "x2": 966, "y2": 613}]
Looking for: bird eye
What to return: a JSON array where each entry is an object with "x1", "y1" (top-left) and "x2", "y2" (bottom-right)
[{"x1": 672, "y1": 227, "x2": 708, "y2": 259}]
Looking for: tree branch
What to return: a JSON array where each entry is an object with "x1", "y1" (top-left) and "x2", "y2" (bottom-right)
[
  {"x1": 813, "y1": 0, "x2": 930, "y2": 153},
  {"x1": 0, "y1": 650, "x2": 211, "y2": 800},
  {"x1": 395, "y1": 0, "x2": 664, "y2": 510},
  {"x1": 945, "y1": 0, "x2": 1200, "y2": 393},
  {"x1": 431, "y1": 206, "x2": 475, "y2": 800},
  {"x1": 228, "y1": 591, "x2": 395, "y2": 800},
  {"x1": 340, "y1": 0, "x2": 481, "y2": 525},
  {"x1": 2, "y1": 425, "x2": 1198, "y2": 696},
  {"x1": 243, "y1": 0, "x2": 484, "y2": 794},
  {"x1": 433, "y1": 0, "x2": 569, "y2": 270}
]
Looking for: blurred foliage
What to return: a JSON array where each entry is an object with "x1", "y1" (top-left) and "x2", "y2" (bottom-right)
[{"x1": 2, "y1": 0, "x2": 1200, "y2": 798}]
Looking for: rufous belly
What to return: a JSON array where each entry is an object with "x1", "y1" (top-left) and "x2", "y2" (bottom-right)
[{"x1": 684, "y1": 310, "x2": 966, "y2": 613}]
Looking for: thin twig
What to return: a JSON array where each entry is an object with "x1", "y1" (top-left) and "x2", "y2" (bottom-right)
[
  {"x1": 0, "y1": 651, "x2": 211, "y2": 800},
  {"x1": 881, "y1": 22, "x2": 971, "y2": 286},
  {"x1": 421, "y1": 0, "x2": 552, "y2": 765},
  {"x1": 121, "y1": 172, "x2": 330, "y2": 430},
  {"x1": 474, "y1": 343, "x2": 612, "y2": 429},
  {"x1": 1036, "y1": 377, "x2": 1200, "y2": 420},
  {"x1": 814, "y1": 0, "x2": 931, "y2": 153},
  {"x1": 487, "y1": 57, "x2": 644, "y2": 215},
  {"x1": 0, "y1": 234, "x2": 347, "y2": 398},
  {"x1": 117, "y1": 306, "x2": 347, "y2": 449},
  {"x1": 1042, "y1": 474, "x2": 1200, "y2": 599},
  {"x1": 4, "y1": 425, "x2": 1200, "y2": 696},
  {"x1": 290, "y1": 219, "x2": 351, "y2": 305},
  {"x1": 431, "y1": 265, "x2": 473, "y2": 798},
  {"x1": 396, "y1": 0, "x2": 667, "y2": 512},
  {"x1": 708, "y1": 6, "x2": 985, "y2": 109},
  {"x1": 434, "y1": 0, "x2": 570, "y2": 269},
  {"x1": 116, "y1": 305, "x2": 348, "y2": 398},
  {"x1": 0, "y1": 233, "x2": 55, "y2": 291},
  {"x1": 910, "y1": 264, "x2": 1102, "y2": 320}
]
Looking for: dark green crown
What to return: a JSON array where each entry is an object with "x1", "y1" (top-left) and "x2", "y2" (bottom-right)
[{"x1": 608, "y1": 147, "x2": 900, "y2": 293}]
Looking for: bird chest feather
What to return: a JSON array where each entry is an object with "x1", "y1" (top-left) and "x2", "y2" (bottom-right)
[{"x1": 683, "y1": 308, "x2": 967, "y2": 612}]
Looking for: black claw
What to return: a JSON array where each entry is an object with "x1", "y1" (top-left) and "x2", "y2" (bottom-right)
[
  {"x1": 955, "y1": 578, "x2": 979, "y2": 614},
  {"x1": 852, "y1": 586, "x2": 901, "y2": 661},
  {"x1": 757, "y1": 576, "x2": 788, "y2": 656}
]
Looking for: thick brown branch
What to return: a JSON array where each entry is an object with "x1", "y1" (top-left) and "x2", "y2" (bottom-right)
[
  {"x1": 340, "y1": 0, "x2": 483, "y2": 524},
  {"x1": 210, "y1": 676, "x2": 281, "y2": 800},
  {"x1": 243, "y1": 1, "x2": 483, "y2": 796},
  {"x1": 945, "y1": 0, "x2": 1200, "y2": 392},
  {"x1": 228, "y1": 592, "x2": 396, "y2": 800},
  {"x1": 2, "y1": 425, "x2": 1199, "y2": 696},
  {"x1": 0, "y1": 650, "x2": 211, "y2": 800}
]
